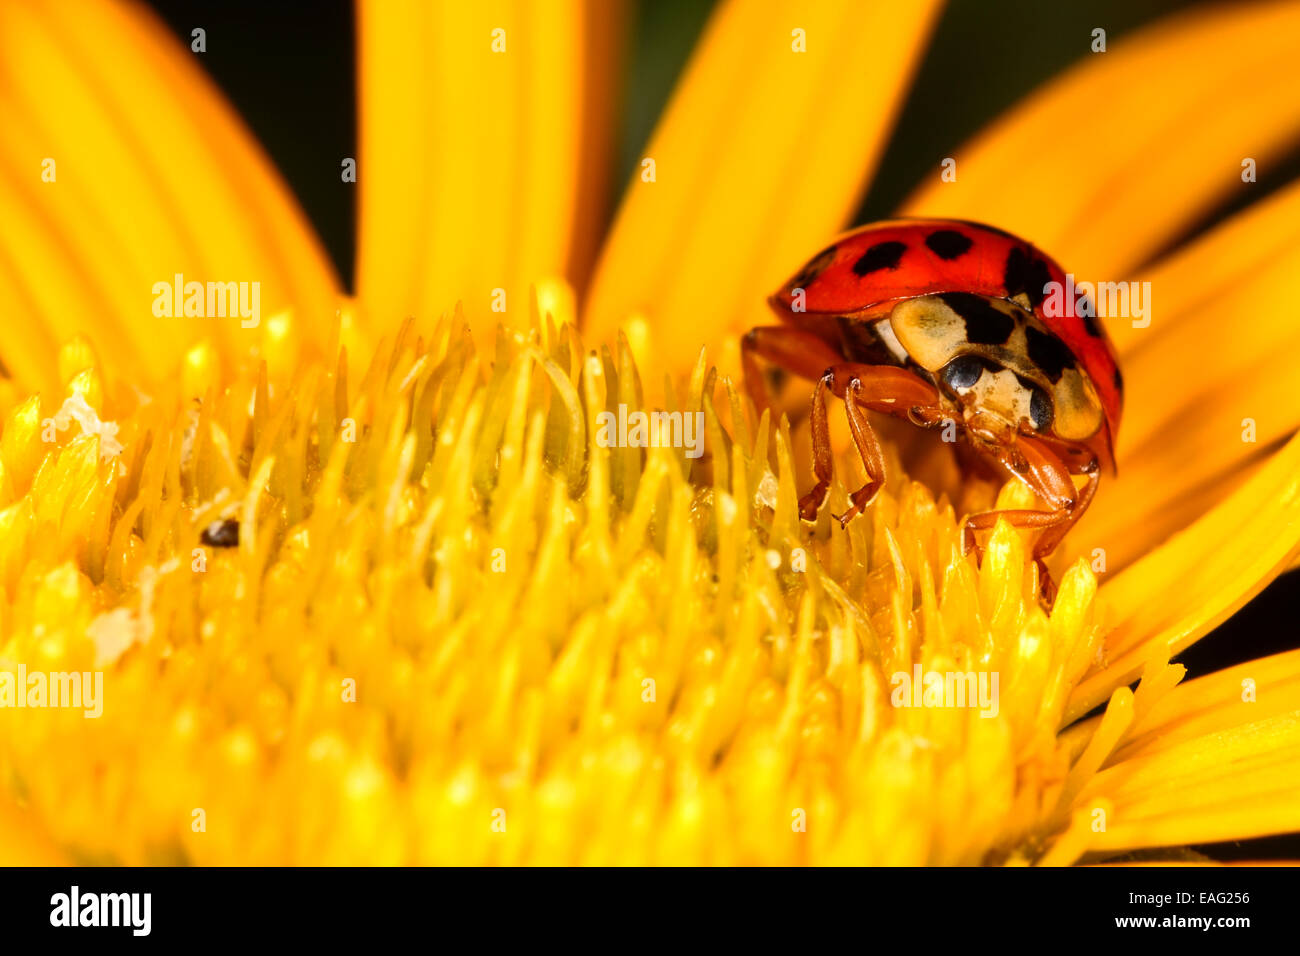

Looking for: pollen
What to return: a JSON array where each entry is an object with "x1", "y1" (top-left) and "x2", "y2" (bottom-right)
[{"x1": 50, "y1": 392, "x2": 123, "y2": 461}]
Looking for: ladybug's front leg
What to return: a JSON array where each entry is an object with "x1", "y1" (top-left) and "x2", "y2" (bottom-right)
[
  {"x1": 798, "y1": 363, "x2": 942, "y2": 525},
  {"x1": 961, "y1": 438, "x2": 1099, "y2": 603}
]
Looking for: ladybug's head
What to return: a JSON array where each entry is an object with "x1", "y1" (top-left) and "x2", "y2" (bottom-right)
[{"x1": 887, "y1": 293, "x2": 1109, "y2": 468}]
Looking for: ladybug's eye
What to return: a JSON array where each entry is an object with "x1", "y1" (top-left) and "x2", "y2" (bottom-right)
[
  {"x1": 1029, "y1": 387, "x2": 1054, "y2": 431},
  {"x1": 940, "y1": 355, "x2": 983, "y2": 390}
]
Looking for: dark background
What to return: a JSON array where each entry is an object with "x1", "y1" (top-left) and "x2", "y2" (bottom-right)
[{"x1": 144, "y1": 0, "x2": 1300, "y2": 860}]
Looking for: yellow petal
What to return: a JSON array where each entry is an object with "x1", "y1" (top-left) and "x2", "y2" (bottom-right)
[
  {"x1": 1079, "y1": 712, "x2": 1300, "y2": 852},
  {"x1": 356, "y1": 0, "x2": 608, "y2": 346},
  {"x1": 0, "y1": 0, "x2": 341, "y2": 390},
  {"x1": 584, "y1": 0, "x2": 941, "y2": 382},
  {"x1": 903, "y1": 0, "x2": 1300, "y2": 280},
  {"x1": 1062, "y1": 648, "x2": 1300, "y2": 768},
  {"x1": 1064, "y1": 178, "x2": 1300, "y2": 573},
  {"x1": 1051, "y1": 654, "x2": 1300, "y2": 858},
  {"x1": 1068, "y1": 428, "x2": 1300, "y2": 721},
  {"x1": 0, "y1": 796, "x2": 68, "y2": 865},
  {"x1": 0, "y1": 182, "x2": 74, "y2": 391},
  {"x1": 567, "y1": 1, "x2": 628, "y2": 298}
]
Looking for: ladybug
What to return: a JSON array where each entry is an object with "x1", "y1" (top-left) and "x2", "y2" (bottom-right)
[{"x1": 744, "y1": 218, "x2": 1122, "y2": 601}]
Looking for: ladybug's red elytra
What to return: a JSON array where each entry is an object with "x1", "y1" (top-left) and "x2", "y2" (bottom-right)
[{"x1": 744, "y1": 218, "x2": 1123, "y2": 601}]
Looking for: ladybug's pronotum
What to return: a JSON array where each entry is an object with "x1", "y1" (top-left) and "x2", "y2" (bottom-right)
[{"x1": 744, "y1": 219, "x2": 1123, "y2": 601}]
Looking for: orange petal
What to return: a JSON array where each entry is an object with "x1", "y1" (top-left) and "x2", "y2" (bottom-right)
[
  {"x1": 903, "y1": 0, "x2": 1300, "y2": 281},
  {"x1": 0, "y1": 0, "x2": 342, "y2": 390},
  {"x1": 1078, "y1": 711, "x2": 1300, "y2": 853},
  {"x1": 584, "y1": 0, "x2": 942, "y2": 384},
  {"x1": 566, "y1": 1, "x2": 628, "y2": 299},
  {"x1": 0, "y1": 795, "x2": 69, "y2": 865},
  {"x1": 1062, "y1": 649, "x2": 1300, "y2": 769},
  {"x1": 1067, "y1": 428, "x2": 1300, "y2": 721},
  {"x1": 1064, "y1": 177, "x2": 1300, "y2": 574},
  {"x1": 356, "y1": 0, "x2": 614, "y2": 347}
]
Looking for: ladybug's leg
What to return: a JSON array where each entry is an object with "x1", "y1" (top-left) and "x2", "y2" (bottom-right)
[
  {"x1": 1032, "y1": 462, "x2": 1099, "y2": 558},
  {"x1": 833, "y1": 377, "x2": 886, "y2": 525},
  {"x1": 961, "y1": 439, "x2": 1099, "y2": 603},
  {"x1": 797, "y1": 363, "x2": 942, "y2": 524},
  {"x1": 1026, "y1": 463, "x2": 1098, "y2": 605},
  {"x1": 741, "y1": 326, "x2": 844, "y2": 415},
  {"x1": 799, "y1": 371, "x2": 836, "y2": 520}
]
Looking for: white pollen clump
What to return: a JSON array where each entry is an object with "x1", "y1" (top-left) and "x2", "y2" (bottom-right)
[
  {"x1": 52, "y1": 392, "x2": 123, "y2": 460},
  {"x1": 85, "y1": 564, "x2": 166, "y2": 667},
  {"x1": 754, "y1": 469, "x2": 780, "y2": 510},
  {"x1": 86, "y1": 609, "x2": 138, "y2": 668}
]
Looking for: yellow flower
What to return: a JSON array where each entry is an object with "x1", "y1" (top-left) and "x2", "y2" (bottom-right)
[{"x1": 1, "y1": 0, "x2": 1299, "y2": 865}]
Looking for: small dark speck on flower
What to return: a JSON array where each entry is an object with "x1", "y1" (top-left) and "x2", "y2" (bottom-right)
[{"x1": 201, "y1": 519, "x2": 240, "y2": 548}]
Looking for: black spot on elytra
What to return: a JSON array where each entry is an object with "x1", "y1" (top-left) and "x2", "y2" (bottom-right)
[
  {"x1": 791, "y1": 244, "x2": 837, "y2": 290},
  {"x1": 201, "y1": 519, "x2": 240, "y2": 548},
  {"x1": 852, "y1": 241, "x2": 907, "y2": 277},
  {"x1": 939, "y1": 292, "x2": 1015, "y2": 345},
  {"x1": 1003, "y1": 246, "x2": 1055, "y2": 309},
  {"x1": 924, "y1": 229, "x2": 974, "y2": 260},
  {"x1": 1080, "y1": 310, "x2": 1104, "y2": 338},
  {"x1": 1024, "y1": 326, "x2": 1075, "y2": 383}
]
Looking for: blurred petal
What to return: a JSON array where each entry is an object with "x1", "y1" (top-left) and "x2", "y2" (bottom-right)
[
  {"x1": 0, "y1": 795, "x2": 68, "y2": 864},
  {"x1": 1065, "y1": 178, "x2": 1300, "y2": 572},
  {"x1": 1107, "y1": 177, "x2": 1300, "y2": 359},
  {"x1": 1067, "y1": 428, "x2": 1300, "y2": 720},
  {"x1": 0, "y1": 0, "x2": 341, "y2": 390},
  {"x1": 904, "y1": 0, "x2": 1300, "y2": 280},
  {"x1": 356, "y1": 0, "x2": 613, "y2": 345},
  {"x1": 568, "y1": 1, "x2": 628, "y2": 298},
  {"x1": 584, "y1": 0, "x2": 941, "y2": 381}
]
